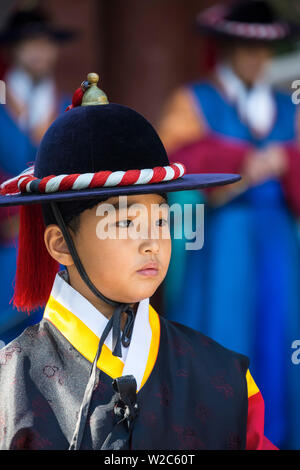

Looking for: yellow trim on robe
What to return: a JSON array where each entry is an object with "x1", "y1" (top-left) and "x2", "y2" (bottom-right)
[
  {"x1": 246, "y1": 369, "x2": 260, "y2": 398},
  {"x1": 139, "y1": 304, "x2": 161, "y2": 391},
  {"x1": 43, "y1": 295, "x2": 161, "y2": 391},
  {"x1": 44, "y1": 295, "x2": 124, "y2": 379}
]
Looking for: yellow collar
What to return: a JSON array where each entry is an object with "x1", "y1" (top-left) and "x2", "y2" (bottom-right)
[{"x1": 44, "y1": 272, "x2": 160, "y2": 392}]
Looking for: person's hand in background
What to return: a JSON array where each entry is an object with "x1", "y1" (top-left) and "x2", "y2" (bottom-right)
[{"x1": 241, "y1": 145, "x2": 289, "y2": 186}]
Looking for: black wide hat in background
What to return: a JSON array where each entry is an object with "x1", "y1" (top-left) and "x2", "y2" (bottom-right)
[
  {"x1": 196, "y1": 0, "x2": 299, "y2": 42},
  {"x1": 0, "y1": 6, "x2": 76, "y2": 44},
  {"x1": 0, "y1": 73, "x2": 240, "y2": 207}
]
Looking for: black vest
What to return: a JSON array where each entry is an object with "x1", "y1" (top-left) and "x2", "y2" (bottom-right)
[
  {"x1": 79, "y1": 317, "x2": 249, "y2": 450},
  {"x1": 5, "y1": 317, "x2": 249, "y2": 450}
]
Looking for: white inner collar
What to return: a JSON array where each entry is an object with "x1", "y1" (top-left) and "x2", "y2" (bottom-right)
[
  {"x1": 216, "y1": 62, "x2": 276, "y2": 137},
  {"x1": 6, "y1": 67, "x2": 56, "y2": 131},
  {"x1": 50, "y1": 270, "x2": 152, "y2": 390}
]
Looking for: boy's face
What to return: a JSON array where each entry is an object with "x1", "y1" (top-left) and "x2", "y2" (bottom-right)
[{"x1": 69, "y1": 193, "x2": 171, "y2": 305}]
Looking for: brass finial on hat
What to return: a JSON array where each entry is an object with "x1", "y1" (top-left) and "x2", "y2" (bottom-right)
[{"x1": 81, "y1": 72, "x2": 109, "y2": 106}]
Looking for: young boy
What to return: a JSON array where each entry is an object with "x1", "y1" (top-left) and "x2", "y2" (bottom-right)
[{"x1": 0, "y1": 73, "x2": 276, "y2": 450}]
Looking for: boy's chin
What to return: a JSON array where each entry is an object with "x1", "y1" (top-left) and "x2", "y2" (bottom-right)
[{"x1": 117, "y1": 287, "x2": 159, "y2": 305}]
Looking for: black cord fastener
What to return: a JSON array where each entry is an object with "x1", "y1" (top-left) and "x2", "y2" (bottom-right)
[
  {"x1": 100, "y1": 375, "x2": 139, "y2": 450},
  {"x1": 113, "y1": 375, "x2": 139, "y2": 429}
]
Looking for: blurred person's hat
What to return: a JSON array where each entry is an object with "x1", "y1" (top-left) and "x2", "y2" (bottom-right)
[
  {"x1": 196, "y1": 0, "x2": 299, "y2": 42},
  {"x1": 0, "y1": 6, "x2": 77, "y2": 44}
]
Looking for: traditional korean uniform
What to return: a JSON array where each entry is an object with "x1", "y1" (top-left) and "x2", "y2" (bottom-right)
[{"x1": 0, "y1": 73, "x2": 276, "y2": 450}]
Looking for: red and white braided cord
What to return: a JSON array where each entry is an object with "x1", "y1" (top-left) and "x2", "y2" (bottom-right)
[
  {"x1": 197, "y1": 5, "x2": 289, "y2": 40},
  {"x1": 0, "y1": 163, "x2": 186, "y2": 195}
]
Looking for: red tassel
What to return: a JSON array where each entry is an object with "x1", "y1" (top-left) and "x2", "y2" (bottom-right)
[
  {"x1": 13, "y1": 204, "x2": 60, "y2": 313},
  {"x1": 72, "y1": 87, "x2": 84, "y2": 107},
  {"x1": 65, "y1": 87, "x2": 84, "y2": 112}
]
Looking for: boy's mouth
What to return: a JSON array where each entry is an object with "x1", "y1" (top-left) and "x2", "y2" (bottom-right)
[{"x1": 136, "y1": 261, "x2": 159, "y2": 277}]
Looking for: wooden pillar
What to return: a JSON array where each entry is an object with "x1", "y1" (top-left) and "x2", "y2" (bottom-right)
[{"x1": 100, "y1": 0, "x2": 216, "y2": 124}]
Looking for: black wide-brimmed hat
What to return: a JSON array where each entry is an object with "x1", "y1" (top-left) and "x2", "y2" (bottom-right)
[
  {"x1": 0, "y1": 72, "x2": 241, "y2": 316},
  {"x1": 0, "y1": 73, "x2": 239, "y2": 207},
  {"x1": 196, "y1": 0, "x2": 298, "y2": 42},
  {"x1": 0, "y1": 6, "x2": 76, "y2": 44}
]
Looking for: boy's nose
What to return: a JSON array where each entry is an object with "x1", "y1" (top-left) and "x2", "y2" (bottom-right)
[{"x1": 139, "y1": 238, "x2": 160, "y2": 255}]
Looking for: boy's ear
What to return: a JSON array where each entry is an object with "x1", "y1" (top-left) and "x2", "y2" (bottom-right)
[{"x1": 44, "y1": 224, "x2": 74, "y2": 266}]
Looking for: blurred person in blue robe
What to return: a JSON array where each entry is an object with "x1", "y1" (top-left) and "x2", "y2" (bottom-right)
[
  {"x1": 0, "y1": 7, "x2": 75, "y2": 346},
  {"x1": 158, "y1": 0, "x2": 300, "y2": 450}
]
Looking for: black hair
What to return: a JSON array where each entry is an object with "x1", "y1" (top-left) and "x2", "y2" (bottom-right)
[{"x1": 41, "y1": 192, "x2": 169, "y2": 233}]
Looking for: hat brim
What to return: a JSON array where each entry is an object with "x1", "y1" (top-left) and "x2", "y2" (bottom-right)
[
  {"x1": 0, "y1": 173, "x2": 241, "y2": 207},
  {"x1": 0, "y1": 28, "x2": 77, "y2": 44},
  {"x1": 196, "y1": 23, "x2": 296, "y2": 42}
]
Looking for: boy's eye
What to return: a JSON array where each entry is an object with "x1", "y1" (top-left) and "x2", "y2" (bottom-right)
[
  {"x1": 116, "y1": 219, "x2": 133, "y2": 228},
  {"x1": 156, "y1": 218, "x2": 168, "y2": 227},
  {"x1": 115, "y1": 217, "x2": 169, "y2": 228}
]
